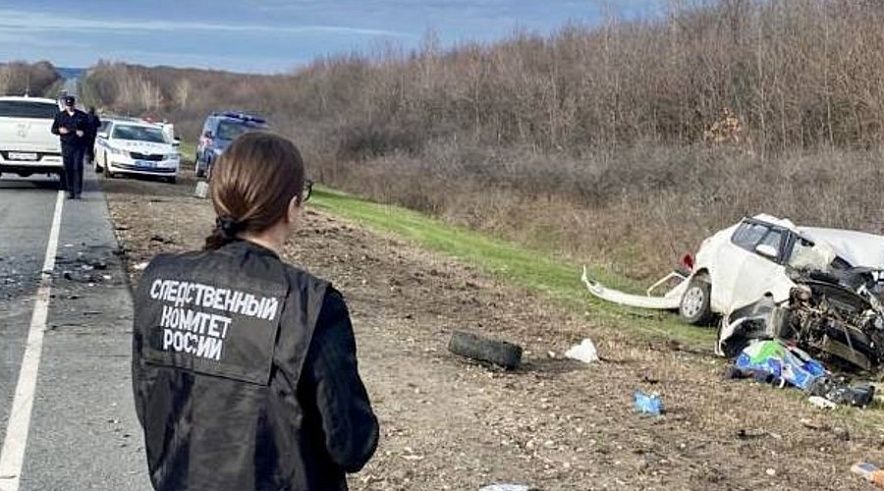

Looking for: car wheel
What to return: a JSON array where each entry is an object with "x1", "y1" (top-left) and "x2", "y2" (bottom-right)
[
  {"x1": 195, "y1": 156, "x2": 205, "y2": 178},
  {"x1": 679, "y1": 276, "x2": 713, "y2": 325},
  {"x1": 167, "y1": 176, "x2": 177, "y2": 184},
  {"x1": 103, "y1": 153, "x2": 115, "y2": 178}
]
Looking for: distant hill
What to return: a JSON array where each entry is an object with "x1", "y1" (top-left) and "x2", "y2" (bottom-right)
[{"x1": 56, "y1": 67, "x2": 85, "y2": 80}]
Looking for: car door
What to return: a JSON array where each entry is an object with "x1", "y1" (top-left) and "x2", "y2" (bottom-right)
[
  {"x1": 197, "y1": 118, "x2": 213, "y2": 161},
  {"x1": 729, "y1": 224, "x2": 789, "y2": 310}
]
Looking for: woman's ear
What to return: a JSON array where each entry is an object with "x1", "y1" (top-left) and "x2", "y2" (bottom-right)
[{"x1": 286, "y1": 195, "x2": 301, "y2": 224}]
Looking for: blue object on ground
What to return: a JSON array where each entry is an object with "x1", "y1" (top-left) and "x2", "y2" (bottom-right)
[
  {"x1": 734, "y1": 339, "x2": 826, "y2": 390},
  {"x1": 634, "y1": 390, "x2": 663, "y2": 415}
]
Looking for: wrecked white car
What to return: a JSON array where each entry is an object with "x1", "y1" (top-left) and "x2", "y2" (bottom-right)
[{"x1": 583, "y1": 214, "x2": 884, "y2": 371}]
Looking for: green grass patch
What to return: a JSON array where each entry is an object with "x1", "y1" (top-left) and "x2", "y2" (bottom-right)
[
  {"x1": 311, "y1": 187, "x2": 717, "y2": 348},
  {"x1": 177, "y1": 141, "x2": 196, "y2": 164}
]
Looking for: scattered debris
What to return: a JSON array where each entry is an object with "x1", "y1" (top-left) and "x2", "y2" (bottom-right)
[
  {"x1": 134, "y1": 261, "x2": 150, "y2": 271},
  {"x1": 150, "y1": 235, "x2": 175, "y2": 244},
  {"x1": 479, "y1": 485, "x2": 536, "y2": 491},
  {"x1": 851, "y1": 462, "x2": 884, "y2": 487},
  {"x1": 735, "y1": 428, "x2": 780, "y2": 440},
  {"x1": 633, "y1": 390, "x2": 663, "y2": 416},
  {"x1": 727, "y1": 339, "x2": 876, "y2": 407},
  {"x1": 564, "y1": 338, "x2": 599, "y2": 364},
  {"x1": 808, "y1": 396, "x2": 837, "y2": 410},
  {"x1": 833, "y1": 426, "x2": 850, "y2": 441},
  {"x1": 62, "y1": 271, "x2": 109, "y2": 284},
  {"x1": 642, "y1": 374, "x2": 660, "y2": 385},
  {"x1": 448, "y1": 330, "x2": 523, "y2": 370},
  {"x1": 730, "y1": 340, "x2": 824, "y2": 390}
]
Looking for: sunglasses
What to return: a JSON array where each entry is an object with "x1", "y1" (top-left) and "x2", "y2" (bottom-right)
[{"x1": 302, "y1": 179, "x2": 314, "y2": 203}]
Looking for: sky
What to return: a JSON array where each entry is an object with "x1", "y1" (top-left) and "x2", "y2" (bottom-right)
[{"x1": 0, "y1": 0, "x2": 666, "y2": 74}]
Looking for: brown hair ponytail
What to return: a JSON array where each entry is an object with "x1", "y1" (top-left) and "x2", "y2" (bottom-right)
[{"x1": 204, "y1": 132, "x2": 305, "y2": 250}]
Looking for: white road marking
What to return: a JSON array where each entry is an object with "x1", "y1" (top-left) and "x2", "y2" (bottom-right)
[{"x1": 0, "y1": 190, "x2": 64, "y2": 491}]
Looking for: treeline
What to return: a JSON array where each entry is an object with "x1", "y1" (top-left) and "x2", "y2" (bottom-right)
[
  {"x1": 84, "y1": 0, "x2": 884, "y2": 152},
  {"x1": 81, "y1": 0, "x2": 884, "y2": 278},
  {"x1": 0, "y1": 61, "x2": 62, "y2": 98}
]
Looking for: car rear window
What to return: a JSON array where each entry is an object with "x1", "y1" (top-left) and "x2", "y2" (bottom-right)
[
  {"x1": 0, "y1": 100, "x2": 58, "y2": 119},
  {"x1": 112, "y1": 125, "x2": 167, "y2": 143}
]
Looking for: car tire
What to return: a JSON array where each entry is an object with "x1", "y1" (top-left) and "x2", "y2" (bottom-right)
[
  {"x1": 103, "y1": 153, "x2": 115, "y2": 178},
  {"x1": 448, "y1": 330, "x2": 523, "y2": 370},
  {"x1": 195, "y1": 156, "x2": 205, "y2": 178},
  {"x1": 679, "y1": 276, "x2": 714, "y2": 325},
  {"x1": 167, "y1": 176, "x2": 177, "y2": 184}
]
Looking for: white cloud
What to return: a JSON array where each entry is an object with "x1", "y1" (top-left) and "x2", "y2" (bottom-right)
[{"x1": 0, "y1": 9, "x2": 407, "y2": 38}]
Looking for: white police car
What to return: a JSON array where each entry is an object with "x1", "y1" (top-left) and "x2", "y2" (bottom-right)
[{"x1": 94, "y1": 119, "x2": 180, "y2": 182}]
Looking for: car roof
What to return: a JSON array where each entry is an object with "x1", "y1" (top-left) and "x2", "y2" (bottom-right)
[
  {"x1": 111, "y1": 121, "x2": 164, "y2": 131},
  {"x1": 211, "y1": 111, "x2": 267, "y2": 125},
  {"x1": 747, "y1": 213, "x2": 799, "y2": 231},
  {"x1": 744, "y1": 213, "x2": 884, "y2": 268},
  {"x1": 0, "y1": 96, "x2": 58, "y2": 104}
]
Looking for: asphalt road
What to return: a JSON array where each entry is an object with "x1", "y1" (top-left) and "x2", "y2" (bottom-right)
[{"x1": 0, "y1": 172, "x2": 151, "y2": 490}]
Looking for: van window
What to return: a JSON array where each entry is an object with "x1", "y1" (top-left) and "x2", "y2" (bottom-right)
[{"x1": 0, "y1": 101, "x2": 58, "y2": 120}]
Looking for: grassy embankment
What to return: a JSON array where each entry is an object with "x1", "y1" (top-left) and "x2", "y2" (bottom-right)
[{"x1": 311, "y1": 186, "x2": 717, "y2": 349}]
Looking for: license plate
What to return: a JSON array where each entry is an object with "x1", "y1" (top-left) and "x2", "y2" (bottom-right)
[
  {"x1": 136, "y1": 160, "x2": 156, "y2": 169},
  {"x1": 8, "y1": 152, "x2": 38, "y2": 161}
]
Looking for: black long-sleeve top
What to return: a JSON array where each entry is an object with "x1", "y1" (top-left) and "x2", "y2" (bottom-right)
[
  {"x1": 132, "y1": 240, "x2": 379, "y2": 491},
  {"x1": 51, "y1": 109, "x2": 89, "y2": 147}
]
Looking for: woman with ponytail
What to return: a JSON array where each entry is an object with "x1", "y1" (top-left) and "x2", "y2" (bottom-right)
[{"x1": 132, "y1": 132, "x2": 378, "y2": 491}]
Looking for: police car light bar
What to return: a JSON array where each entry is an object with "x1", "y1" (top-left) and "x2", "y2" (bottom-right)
[{"x1": 216, "y1": 111, "x2": 267, "y2": 125}]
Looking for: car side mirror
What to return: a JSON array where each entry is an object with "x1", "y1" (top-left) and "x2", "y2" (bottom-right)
[
  {"x1": 204, "y1": 131, "x2": 213, "y2": 139},
  {"x1": 97, "y1": 132, "x2": 109, "y2": 139},
  {"x1": 755, "y1": 244, "x2": 778, "y2": 259}
]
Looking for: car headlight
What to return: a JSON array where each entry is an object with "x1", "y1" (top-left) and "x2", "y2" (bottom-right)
[
  {"x1": 165, "y1": 153, "x2": 179, "y2": 160},
  {"x1": 109, "y1": 146, "x2": 126, "y2": 155}
]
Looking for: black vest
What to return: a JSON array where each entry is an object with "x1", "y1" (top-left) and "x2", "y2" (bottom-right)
[{"x1": 133, "y1": 240, "x2": 356, "y2": 490}]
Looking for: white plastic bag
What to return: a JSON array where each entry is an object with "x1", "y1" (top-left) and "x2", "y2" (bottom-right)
[
  {"x1": 564, "y1": 338, "x2": 599, "y2": 364},
  {"x1": 480, "y1": 485, "x2": 533, "y2": 491}
]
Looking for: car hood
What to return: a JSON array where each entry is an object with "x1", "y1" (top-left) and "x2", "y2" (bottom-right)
[
  {"x1": 109, "y1": 140, "x2": 174, "y2": 154},
  {"x1": 799, "y1": 227, "x2": 884, "y2": 268}
]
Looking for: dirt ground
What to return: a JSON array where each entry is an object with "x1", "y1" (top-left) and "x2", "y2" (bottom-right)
[{"x1": 101, "y1": 166, "x2": 884, "y2": 490}]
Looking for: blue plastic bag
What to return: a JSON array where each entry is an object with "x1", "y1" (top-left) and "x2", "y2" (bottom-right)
[{"x1": 634, "y1": 390, "x2": 663, "y2": 415}]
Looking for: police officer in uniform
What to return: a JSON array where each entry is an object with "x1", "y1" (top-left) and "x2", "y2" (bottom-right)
[
  {"x1": 132, "y1": 133, "x2": 378, "y2": 491},
  {"x1": 51, "y1": 95, "x2": 88, "y2": 199}
]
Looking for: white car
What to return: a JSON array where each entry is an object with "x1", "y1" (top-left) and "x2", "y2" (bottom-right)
[
  {"x1": 583, "y1": 214, "x2": 884, "y2": 324},
  {"x1": 94, "y1": 119, "x2": 179, "y2": 182},
  {"x1": 0, "y1": 96, "x2": 64, "y2": 182}
]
